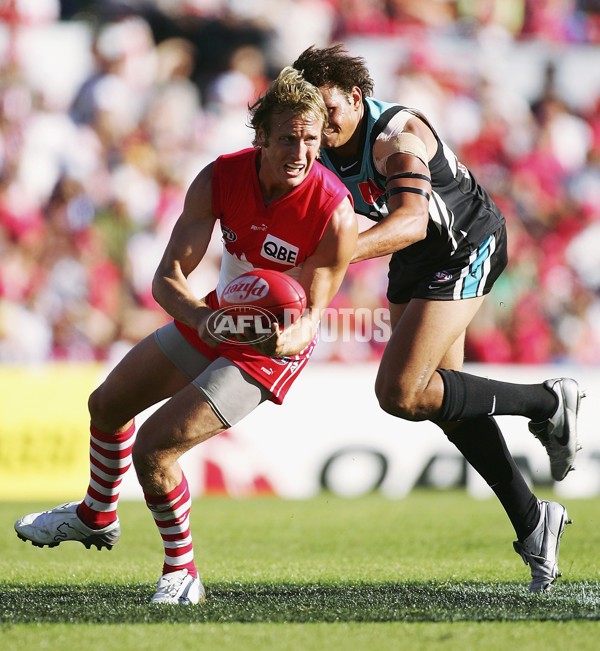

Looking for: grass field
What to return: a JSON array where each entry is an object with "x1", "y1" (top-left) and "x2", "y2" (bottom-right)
[{"x1": 1, "y1": 490, "x2": 599, "y2": 649}]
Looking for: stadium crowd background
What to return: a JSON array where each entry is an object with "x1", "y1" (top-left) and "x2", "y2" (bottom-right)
[{"x1": 1, "y1": 0, "x2": 600, "y2": 366}]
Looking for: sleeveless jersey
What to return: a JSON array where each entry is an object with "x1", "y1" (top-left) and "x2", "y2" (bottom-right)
[
  {"x1": 319, "y1": 97, "x2": 504, "y2": 263},
  {"x1": 210, "y1": 147, "x2": 350, "y2": 296},
  {"x1": 174, "y1": 147, "x2": 351, "y2": 403}
]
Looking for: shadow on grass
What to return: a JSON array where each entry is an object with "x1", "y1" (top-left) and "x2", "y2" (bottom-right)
[{"x1": 2, "y1": 581, "x2": 600, "y2": 624}]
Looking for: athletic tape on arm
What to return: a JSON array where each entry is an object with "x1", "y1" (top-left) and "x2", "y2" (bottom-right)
[{"x1": 374, "y1": 132, "x2": 429, "y2": 174}]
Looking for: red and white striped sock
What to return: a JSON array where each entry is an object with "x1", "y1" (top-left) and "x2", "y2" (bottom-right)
[
  {"x1": 144, "y1": 474, "x2": 197, "y2": 578},
  {"x1": 77, "y1": 422, "x2": 136, "y2": 528}
]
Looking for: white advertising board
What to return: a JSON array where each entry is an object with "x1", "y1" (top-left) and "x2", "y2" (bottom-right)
[{"x1": 119, "y1": 363, "x2": 600, "y2": 500}]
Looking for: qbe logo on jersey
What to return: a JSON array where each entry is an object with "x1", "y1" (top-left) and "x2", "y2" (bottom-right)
[{"x1": 261, "y1": 234, "x2": 299, "y2": 266}]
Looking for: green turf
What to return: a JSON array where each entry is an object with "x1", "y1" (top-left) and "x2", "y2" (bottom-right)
[{"x1": 1, "y1": 491, "x2": 599, "y2": 649}]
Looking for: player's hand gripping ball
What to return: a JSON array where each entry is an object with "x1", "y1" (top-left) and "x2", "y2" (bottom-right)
[{"x1": 219, "y1": 269, "x2": 307, "y2": 332}]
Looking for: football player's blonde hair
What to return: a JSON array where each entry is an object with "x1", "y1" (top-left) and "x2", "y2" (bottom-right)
[{"x1": 248, "y1": 66, "x2": 328, "y2": 146}]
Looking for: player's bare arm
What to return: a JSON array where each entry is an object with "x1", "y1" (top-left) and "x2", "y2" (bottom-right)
[
  {"x1": 352, "y1": 116, "x2": 435, "y2": 263},
  {"x1": 250, "y1": 196, "x2": 358, "y2": 357},
  {"x1": 152, "y1": 162, "x2": 218, "y2": 341},
  {"x1": 300, "y1": 196, "x2": 358, "y2": 311}
]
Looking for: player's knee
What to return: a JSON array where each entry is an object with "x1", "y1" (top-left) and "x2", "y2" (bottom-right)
[
  {"x1": 375, "y1": 382, "x2": 426, "y2": 421},
  {"x1": 89, "y1": 382, "x2": 133, "y2": 433},
  {"x1": 88, "y1": 385, "x2": 109, "y2": 424}
]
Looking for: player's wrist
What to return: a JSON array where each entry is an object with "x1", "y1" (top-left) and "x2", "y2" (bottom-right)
[{"x1": 195, "y1": 307, "x2": 220, "y2": 347}]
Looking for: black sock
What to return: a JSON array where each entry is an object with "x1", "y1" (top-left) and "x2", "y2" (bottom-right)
[
  {"x1": 442, "y1": 416, "x2": 540, "y2": 541},
  {"x1": 438, "y1": 369, "x2": 558, "y2": 422}
]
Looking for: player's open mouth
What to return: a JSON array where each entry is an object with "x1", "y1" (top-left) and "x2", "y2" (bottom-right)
[{"x1": 285, "y1": 163, "x2": 304, "y2": 176}]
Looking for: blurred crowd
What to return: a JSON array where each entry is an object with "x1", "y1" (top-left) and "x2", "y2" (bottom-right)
[{"x1": 1, "y1": 0, "x2": 600, "y2": 365}]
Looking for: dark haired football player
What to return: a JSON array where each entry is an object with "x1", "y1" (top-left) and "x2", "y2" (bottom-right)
[
  {"x1": 293, "y1": 44, "x2": 584, "y2": 592},
  {"x1": 14, "y1": 67, "x2": 357, "y2": 604}
]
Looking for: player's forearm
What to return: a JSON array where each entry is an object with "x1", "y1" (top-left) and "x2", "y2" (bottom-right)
[
  {"x1": 351, "y1": 211, "x2": 427, "y2": 263},
  {"x1": 151, "y1": 272, "x2": 211, "y2": 330}
]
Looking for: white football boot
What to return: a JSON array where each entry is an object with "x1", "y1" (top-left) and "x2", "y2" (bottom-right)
[
  {"x1": 513, "y1": 500, "x2": 571, "y2": 592},
  {"x1": 14, "y1": 501, "x2": 120, "y2": 550},
  {"x1": 151, "y1": 569, "x2": 206, "y2": 605},
  {"x1": 528, "y1": 378, "x2": 585, "y2": 481}
]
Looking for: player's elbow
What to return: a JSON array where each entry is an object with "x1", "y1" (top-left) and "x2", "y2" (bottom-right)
[
  {"x1": 411, "y1": 211, "x2": 429, "y2": 243},
  {"x1": 389, "y1": 209, "x2": 428, "y2": 246},
  {"x1": 151, "y1": 272, "x2": 168, "y2": 307}
]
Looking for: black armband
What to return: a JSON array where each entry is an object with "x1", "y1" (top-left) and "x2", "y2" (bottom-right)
[
  {"x1": 385, "y1": 187, "x2": 431, "y2": 201},
  {"x1": 386, "y1": 172, "x2": 432, "y2": 184}
]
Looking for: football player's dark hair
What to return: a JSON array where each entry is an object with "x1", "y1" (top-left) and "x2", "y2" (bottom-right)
[{"x1": 292, "y1": 44, "x2": 374, "y2": 98}]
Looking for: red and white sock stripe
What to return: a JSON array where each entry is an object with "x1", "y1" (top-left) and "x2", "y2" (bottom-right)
[
  {"x1": 77, "y1": 422, "x2": 135, "y2": 528},
  {"x1": 145, "y1": 475, "x2": 197, "y2": 578}
]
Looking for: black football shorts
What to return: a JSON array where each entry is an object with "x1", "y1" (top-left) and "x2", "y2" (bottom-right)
[{"x1": 387, "y1": 224, "x2": 508, "y2": 304}]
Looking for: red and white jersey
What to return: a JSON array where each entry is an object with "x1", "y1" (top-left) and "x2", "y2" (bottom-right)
[
  {"x1": 174, "y1": 148, "x2": 351, "y2": 404},
  {"x1": 212, "y1": 147, "x2": 350, "y2": 299}
]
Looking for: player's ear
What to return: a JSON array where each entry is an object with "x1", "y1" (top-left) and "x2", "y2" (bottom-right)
[
  {"x1": 350, "y1": 86, "x2": 362, "y2": 109},
  {"x1": 256, "y1": 127, "x2": 268, "y2": 148}
]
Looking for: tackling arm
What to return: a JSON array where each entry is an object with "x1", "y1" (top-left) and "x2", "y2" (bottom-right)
[{"x1": 351, "y1": 116, "x2": 435, "y2": 263}]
